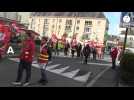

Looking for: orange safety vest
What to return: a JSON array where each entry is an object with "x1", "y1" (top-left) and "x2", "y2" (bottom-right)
[{"x1": 38, "y1": 44, "x2": 49, "y2": 64}]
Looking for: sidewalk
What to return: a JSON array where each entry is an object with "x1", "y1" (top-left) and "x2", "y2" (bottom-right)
[
  {"x1": 90, "y1": 67, "x2": 118, "y2": 87},
  {"x1": 88, "y1": 66, "x2": 132, "y2": 87}
]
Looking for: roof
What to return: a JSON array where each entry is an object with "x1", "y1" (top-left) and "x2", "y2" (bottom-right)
[{"x1": 31, "y1": 12, "x2": 106, "y2": 18}]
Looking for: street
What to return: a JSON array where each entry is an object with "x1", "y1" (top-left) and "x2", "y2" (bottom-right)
[{"x1": 0, "y1": 53, "x2": 117, "y2": 87}]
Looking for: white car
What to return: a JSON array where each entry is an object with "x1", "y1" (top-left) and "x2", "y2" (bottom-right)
[{"x1": 125, "y1": 48, "x2": 134, "y2": 53}]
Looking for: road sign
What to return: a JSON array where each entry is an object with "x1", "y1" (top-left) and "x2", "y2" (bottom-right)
[
  {"x1": 120, "y1": 12, "x2": 134, "y2": 28},
  {"x1": 123, "y1": 16, "x2": 130, "y2": 23}
]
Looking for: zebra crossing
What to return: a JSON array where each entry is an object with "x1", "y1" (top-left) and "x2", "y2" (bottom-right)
[{"x1": 8, "y1": 58, "x2": 92, "y2": 83}]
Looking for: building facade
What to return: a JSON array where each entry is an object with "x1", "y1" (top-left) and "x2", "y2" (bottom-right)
[
  {"x1": 0, "y1": 12, "x2": 18, "y2": 21},
  {"x1": 17, "y1": 12, "x2": 31, "y2": 27},
  {"x1": 28, "y1": 12, "x2": 109, "y2": 43}
]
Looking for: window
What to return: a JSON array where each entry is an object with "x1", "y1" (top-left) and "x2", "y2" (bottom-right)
[
  {"x1": 97, "y1": 21, "x2": 101, "y2": 25},
  {"x1": 53, "y1": 19, "x2": 55, "y2": 22},
  {"x1": 76, "y1": 26, "x2": 79, "y2": 30},
  {"x1": 39, "y1": 19, "x2": 41, "y2": 22},
  {"x1": 85, "y1": 21, "x2": 92, "y2": 26},
  {"x1": 77, "y1": 20, "x2": 80, "y2": 24},
  {"x1": 65, "y1": 26, "x2": 71, "y2": 31},
  {"x1": 52, "y1": 25, "x2": 55, "y2": 29},
  {"x1": 66, "y1": 20, "x2": 72, "y2": 25},
  {"x1": 82, "y1": 34, "x2": 89, "y2": 40},
  {"x1": 84, "y1": 27, "x2": 92, "y2": 33},
  {"x1": 38, "y1": 24, "x2": 40, "y2": 32},
  {"x1": 44, "y1": 19, "x2": 48, "y2": 24},
  {"x1": 31, "y1": 19, "x2": 33, "y2": 29},
  {"x1": 59, "y1": 25, "x2": 61, "y2": 29},
  {"x1": 59, "y1": 19, "x2": 62, "y2": 23},
  {"x1": 130, "y1": 37, "x2": 133, "y2": 41},
  {"x1": 43, "y1": 18, "x2": 49, "y2": 33}
]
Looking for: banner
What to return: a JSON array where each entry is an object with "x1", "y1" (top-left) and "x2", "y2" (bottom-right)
[
  {"x1": 3, "y1": 26, "x2": 11, "y2": 43},
  {"x1": 10, "y1": 21, "x2": 21, "y2": 34},
  {"x1": 51, "y1": 33, "x2": 58, "y2": 43}
]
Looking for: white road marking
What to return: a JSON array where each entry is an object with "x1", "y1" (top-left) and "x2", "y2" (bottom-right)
[
  {"x1": 62, "y1": 69, "x2": 80, "y2": 78},
  {"x1": 48, "y1": 66, "x2": 70, "y2": 74},
  {"x1": 32, "y1": 64, "x2": 40, "y2": 68},
  {"x1": 9, "y1": 58, "x2": 20, "y2": 62},
  {"x1": 9, "y1": 57, "x2": 110, "y2": 84},
  {"x1": 78, "y1": 62, "x2": 112, "y2": 67},
  {"x1": 86, "y1": 66, "x2": 111, "y2": 87},
  {"x1": 87, "y1": 62, "x2": 112, "y2": 66},
  {"x1": 73, "y1": 72, "x2": 92, "y2": 82},
  {"x1": 46, "y1": 64, "x2": 61, "y2": 70},
  {"x1": 32, "y1": 60, "x2": 37, "y2": 64},
  {"x1": 9, "y1": 58, "x2": 53, "y2": 64}
]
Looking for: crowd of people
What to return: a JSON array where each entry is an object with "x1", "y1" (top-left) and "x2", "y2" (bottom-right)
[
  {"x1": 50, "y1": 40, "x2": 105, "y2": 64},
  {"x1": 2, "y1": 33, "x2": 121, "y2": 86},
  {"x1": 11, "y1": 34, "x2": 108, "y2": 86}
]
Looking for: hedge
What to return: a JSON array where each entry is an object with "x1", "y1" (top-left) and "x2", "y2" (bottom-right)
[{"x1": 120, "y1": 52, "x2": 134, "y2": 83}]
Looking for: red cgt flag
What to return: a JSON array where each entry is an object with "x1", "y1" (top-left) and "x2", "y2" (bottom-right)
[{"x1": 51, "y1": 33, "x2": 58, "y2": 43}]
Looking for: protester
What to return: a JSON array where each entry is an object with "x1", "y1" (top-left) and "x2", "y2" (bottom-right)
[
  {"x1": 92, "y1": 47, "x2": 97, "y2": 60},
  {"x1": 54, "y1": 40, "x2": 59, "y2": 56},
  {"x1": 12, "y1": 33, "x2": 35, "y2": 86},
  {"x1": 37, "y1": 36, "x2": 49, "y2": 85},
  {"x1": 76, "y1": 43, "x2": 82, "y2": 57},
  {"x1": 47, "y1": 40, "x2": 53, "y2": 61},
  {"x1": 101, "y1": 46, "x2": 105, "y2": 59},
  {"x1": 97, "y1": 47, "x2": 102, "y2": 59},
  {"x1": 64, "y1": 41, "x2": 70, "y2": 56},
  {"x1": 83, "y1": 44, "x2": 90, "y2": 64},
  {"x1": 110, "y1": 46, "x2": 118, "y2": 69},
  {"x1": 116, "y1": 47, "x2": 123, "y2": 66}
]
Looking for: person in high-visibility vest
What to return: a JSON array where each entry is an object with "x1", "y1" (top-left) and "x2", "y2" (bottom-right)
[{"x1": 38, "y1": 36, "x2": 49, "y2": 85}]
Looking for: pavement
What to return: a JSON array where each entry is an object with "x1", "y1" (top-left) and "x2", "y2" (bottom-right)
[{"x1": 0, "y1": 52, "x2": 122, "y2": 87}]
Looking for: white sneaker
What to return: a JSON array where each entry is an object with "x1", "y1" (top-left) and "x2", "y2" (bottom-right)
[
  {"x1": 12, "y1": 82, "x2": 22, "y2": 85},
  {"x1": 23, "y1": 82, "x2": 30, "y2": 87}
]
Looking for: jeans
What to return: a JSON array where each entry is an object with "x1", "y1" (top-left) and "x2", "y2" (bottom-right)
[
  {"x1": 39, "y1": 63, "x2": 47, "y2": 81},
  {"x1": 84, "y1": 56, "x2": 88, "y2": 64},
  {"x1": 16, "y1": 60, "x2": 32, "y2": 83},
  {"x1": 93, "y1": 53, "x2": 96, "y2": 60},
  {"x1": 71, "y1": 50, "x2": 75, "y2": 57},
  {"x1": 112, "y1": 58, "x2": 116, "y2": 68}
]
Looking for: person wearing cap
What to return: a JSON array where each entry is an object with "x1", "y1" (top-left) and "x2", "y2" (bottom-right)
[
  {"x1": 12, "y1": 33, "x2": 35, "y2": 86},
  {"x1": 37, "y1": 36, "x2": 49, "y2": 85}
]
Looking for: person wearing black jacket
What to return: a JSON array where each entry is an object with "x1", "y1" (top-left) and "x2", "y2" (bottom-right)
[
  {"x1": 83, "y1": 44, "x2": 90, "y2": 64},
  {"x1": 64, "y1": 41, "x2": 70, "y2": 56},
  {"x1": 76, "y1": 43, "x2": 82, "y2": 57},
  {"x1": 92, "y1": 47, "x2": 97, "y2": 60}
]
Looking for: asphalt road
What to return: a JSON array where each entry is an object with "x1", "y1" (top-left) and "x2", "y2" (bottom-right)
[{"x1": 0, "y1": 54, "x2": 112, "y2": 87}]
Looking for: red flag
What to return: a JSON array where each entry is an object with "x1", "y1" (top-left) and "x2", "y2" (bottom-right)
[
  {"x1": 10, "y1": 21, "x2": 21, "y2": 34},
  {"x1": 3, "y1": 26, "x2": 11, "y2": 43},
  {"x1": 61, "y1": 33, "x2": 67, "y2": 44},
  {"x1": 0, "y1": 20, "x2": 5, "y2": 33},
  {"x1": 71, "y1": 38, "x2": 77, "y2": 47},
  {"x1": 51, "y1": 33, "x2": 58, "y2": 43}
]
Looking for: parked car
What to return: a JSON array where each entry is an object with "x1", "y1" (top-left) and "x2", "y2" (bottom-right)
[{"x1": 125, "y1": 48, "x2": 134, "y2": 53}]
